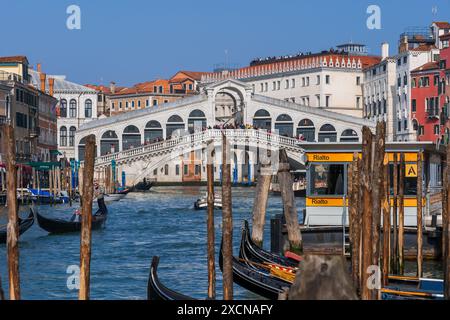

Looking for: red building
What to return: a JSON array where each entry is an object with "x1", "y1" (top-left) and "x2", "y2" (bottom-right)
[{"x1": 411, "y1": 62, "x2": 443, "y2": 142}]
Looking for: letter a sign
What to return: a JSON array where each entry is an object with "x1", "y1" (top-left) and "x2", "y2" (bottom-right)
[{"x1": 405, "y1": 164, "x2": 418, "y2": 177}]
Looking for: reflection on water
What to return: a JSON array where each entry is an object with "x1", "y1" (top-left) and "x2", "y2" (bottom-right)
[{"x1": 0, "y1": 186, "x2": 442, "y2": 299}]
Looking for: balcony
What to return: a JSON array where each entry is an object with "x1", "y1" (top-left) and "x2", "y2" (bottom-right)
[
  {"x1": 427, "y1": 108, "x2": 440, "y2": 119},
  {"x1": 0, "y1": 70, "x2": 23, "y2": 83},
  {"x1": 29, "y1": 127, "x2": 40, "y2": 138}
]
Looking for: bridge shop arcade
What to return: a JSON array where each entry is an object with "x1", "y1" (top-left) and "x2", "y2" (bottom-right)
[{"x1": 271, "y1": 141, "x2": 445, "y2": 260}]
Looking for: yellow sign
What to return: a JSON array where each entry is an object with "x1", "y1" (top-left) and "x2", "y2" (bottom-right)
[
  {"x1": 387, "y1": 153, "x2": 418, "y2": 162},
  {"x1": 405, "y1": 164, "x2": 418, "y2": 177},
  {"x1": 306, "y1": 197, "x2": 348, "y2": 207},
  {"x1": 307, "y1": 153, "x2": 355, "y2": 163},
  {"x1": 389, "y1": 198, "x2": 426, "y2": 207}
]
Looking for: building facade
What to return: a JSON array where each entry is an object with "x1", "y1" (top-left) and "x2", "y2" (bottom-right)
[
  {"x1": 29, "y1": 68, "x2": 98, "y2": 161},
  {"x1": 363, "y1": 43, "x2": 398, "y2": 141},
  {"x1": 201, "y1": 45, "x2": 381, "y2": 119}
]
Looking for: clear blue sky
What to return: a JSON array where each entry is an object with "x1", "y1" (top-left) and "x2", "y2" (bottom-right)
[{"x1": 1, "y1": 0, "x2": 449, "y2": 86}]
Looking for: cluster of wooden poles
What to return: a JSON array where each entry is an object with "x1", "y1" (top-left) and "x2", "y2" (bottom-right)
[
  {"x1": 205, "y1": 133, "x2": 302, "y2": 300},
  {"x1": 94, "y1": 165, "x2": 117, "y2": 194},
  {"x1": 0, "y1": 126, "x2": 97, "y2": 300},
  {"x1": 346, "y1": 122, "x2": 450, "y2": 300}
]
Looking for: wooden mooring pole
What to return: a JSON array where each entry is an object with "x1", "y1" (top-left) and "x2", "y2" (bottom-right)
[
  {"x1": 444, "y1": 143, "x2": 450, "y2": 299},
  {"x1": 382, "y1": 153, "x2": 391, "y2": 286},
  {"x1": 398, "y1": 153, "x2": 405, "y2": 275},
  {"x1": 417, "y1": 151, "x2": 423, "y2": 278},
  {"x1": 349, "y1": 153, "x2": 361, "y2": 292},
  {"x1": 0, "y1": 275, "x2": 4, "y2": 300},
  {"x1": 78, "y1": 135, "x2": 96, "y2": 300},
  {"x1": 4, "y1": 124, "x2": 20, "y2": 299},
  {"x1": 221, "y1": 133, "x2": 233, "y2": 300},
  {"x1": 206, "y1": 149, "x2": 216, "y2": 300},
  {"x1": 392, "y1": 153, "x2": 399, "y2": 274},
  {"x1": 360, "y1": 126, "x2": 373, "y2": 300},
  {"x1": 277, "y1": 149, "x2": 302, "y2": 254},
  {"x1": 251, "y1": 162, "x2": 272, "y2": 247}
]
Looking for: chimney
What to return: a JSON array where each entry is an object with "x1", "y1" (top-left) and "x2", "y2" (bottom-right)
[
  {"x1": 37, "y1": 63, "x2": 42, "y2": 73},
  {"x1": 381, "y1": 42, "x2": 389, "y2": 60},
  {"x1": 48, "y1": 77, "x2": 55, "y2": 96},
  {"x1": 399, "y1": 35, "x2": 408, "y2": 53},
  {"x1": 110, "y1": 81, "x2": 116, "y2": 94},
  {"x1": 40, "y1": 73, "x2": 46, "y2": 93}
]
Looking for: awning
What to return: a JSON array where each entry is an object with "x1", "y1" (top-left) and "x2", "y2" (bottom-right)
[
  {"x1": 50, "y1": 150, "x2": 63, "y2": 156},
  {"x1": 27, "y1": 162, "x2": 61, "y2": 171}
]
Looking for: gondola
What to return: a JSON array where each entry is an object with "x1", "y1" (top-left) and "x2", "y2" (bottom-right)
[
  {"x1": 35, "y1": 196, "x2": 108, "y2": 234},
  {"x1": 382, "y1": 276, "x2": 444, "y2": 300},
  {"x1": 147, "y1": 256, "x2": 196, "y2": 300},
  {"x1": 219, "y1": 243, "x2": 292, "y2": 300},
  {"x1": 0, "y1": 209, "x2": 35, "y2": 244},
  {"x1": 131, "y1": 179, "x2": 153, "y2": 192},
  {"x1": 239, "y1": 220, "x2": 299, "y2": 268}
]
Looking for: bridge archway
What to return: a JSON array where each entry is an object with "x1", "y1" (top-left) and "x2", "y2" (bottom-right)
[
  {"x1": 253, "y1": 109, "x2": 272, "y2": 130},
  {"x1": 340, "y1": 129, "x2": 359, "y2": 142},
  {"x1": 297, "y1": 119, "x2": 315, "y2": 141},
  {"x1": 145, "y1": 120, "x2": 163, "y2": 143},
  {"x1": 100, "y1": 130, "x2": 119, "y2": 155},
  {"x1": 318, "y1": 124, "x2": 337, "y2": 142},
  {"x1": 214, "y1": 85, "x2": 245, "y2": 126},
  {"x1": 188, "y1": 109, "x2": 207, "y2": 133},
  {"x1": 122, "y1": 125, "x2": 141, "y2": 150},
  {"x1": 275, "y1": 114, "x2": 293, "y2": 137},
  {"x1": 166, "y1": 115, "x2": 185, "y2": 139}
]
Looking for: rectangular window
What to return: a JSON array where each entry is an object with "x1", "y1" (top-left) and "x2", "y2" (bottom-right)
[
  {"x1": 309, "y1": 164, "x2": 345, "y2": 196},
  {"x1": 434, "y1": 125, "x2": 440, "y2": 135},
  {"x1": 111, "y1": 102, "x2": 115, "y2": 110},
  {"x1": 317, "y1": 75, "x2": 320, "y2": 85},
  {"x1": 175, "y1": 165, "x2": 180, "y2": 175},
  {"x1": 189, "y1": 84, "x2": 193, "y2": 91},
  {"x1": 325, "y1": 95, "x2": 330, "y2": 107},
  {"x1": 277, "y1": 81, "x2": 280, "y2": 90},
  {"x1": 411, "y1": 78, "x2": 416, "y2": 88},
  {"x1": 195, "y1": 165, "x2": 201, "y2": 175},
  {"x1": 302, "y1": 78, "x2": 305, "y2": 87},
  {"x1": 272, "y1": 82, "x2": 276, "y2": 91},
  {"x1": 138, "y1": 101, "x2": 141, "y2": 107},
  {"x1": 164, "y1": 165, "x2": 169, "y2": 175},
  {"x1": 265, "y1": 83, "x2": 268, "y2": 92},
  {"x1": 434, "y1": 75, "x2": 439, "y2": 86},
  {"x1": 159, "y1": 86, "x2": 163, "y2": 93},
  {"x1": 291, "y1": 79, "x2": 295, "y2": 88},
  {"x1": 260, "y1": 83, "x2": 264, "y2": 92},
  {"x1": 412, "y1": 99, "x2": 417, "y2": 112},
  {"x1": 397, "y1": 59, "x2": 401, "y2": 66},
  {"x1": 306, "y1": 77, "x2": 310, "y2": 86},
  {"x1": 125, "y1": 102, "x2": 129, "y2": 109},
  {"x1": 285, "y1": 79, "x2": 289, "y2": 89},
  {"x1": 131, "y1": 101, "x2": 135, "y2": 108},
  {"x1": 153, "y1": 169, "x2": 158, "y2": 176},
  {"x1": 356, "y1": 97, "x2": 360, "y2": 109},
  {"x1": 119, "y1": 102, "x2": 122, "y2": 109},
  {"x1": 356, "y1": 76, "x2": 360, "y2": 85},
  {"x1": 153, "y1": 100, "x2": 158, "y2": 106},
  {"x1": 325, "y1": 75, "x2": 330, "y2": 84},
  {"x1": 316, "y1": 95, "x2": 321, "y2": 106},
  {"x1": 184, "y1": 165, "x2": 188, "y2": 175},
  {"x1": 146, "y1": 99, "x2": 149, "y2": 107}
]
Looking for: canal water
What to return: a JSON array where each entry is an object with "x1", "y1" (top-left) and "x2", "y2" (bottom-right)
[{"x1": 0, "y1": 186, "x2": 443, "y2": 300}]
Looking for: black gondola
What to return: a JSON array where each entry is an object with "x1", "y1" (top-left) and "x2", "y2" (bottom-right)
[
  {"x1": 35, "y1": 196, "x2": 108, "y2": 234},
  {"x1": 131, "y1": 178, "x2": 153, "y2": 192},
  {"x1": 0, "y1": 209, "x2": 35, "y2": 244},
  {"x1": 147, "y1": 256, "x2": 195, "y2": 300},
  {"x1": 239, "y1": 220, "x2": 299, "y2": 268},
  {"x1": 219, "y1": 243, "x2": 291, "y2": 300}
]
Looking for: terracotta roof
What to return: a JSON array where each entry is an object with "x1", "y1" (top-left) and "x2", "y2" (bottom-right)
[
  {"x1": 440, "y1": 33, "x2": 450, "y2": 40},
  {"x1": 0, "y1": 56, "x2": 29, "y2": 64},
  {"x1": 411, "y1": 61, "x2": 439, "y2": 73},
  {"x1": 410, "y1": 44, "x2": 437, "y2": 52},
  {"x1": 172, "y1": 71, "x2": 210, "y2": 81},
  {"x1": 433, "y1": 21, "x2": 450, "y2": 29},
  {"x1": 85, "y1": 84, "x2": 126, "y2": 94}
]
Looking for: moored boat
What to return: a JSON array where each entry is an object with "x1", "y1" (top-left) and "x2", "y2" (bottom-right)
[
  {"x1": 147, "y1": 256, "x2": 195, "y2": 300},
  {"x1": 131, "y1": 179, "x2": 153, "y2": 192},
  {"x1": 219, "y1": 243, "x2": 291, "y2": 300},
  {"x1": 382, "y1": 276, "x2": 444, "y2": 300},
  {"x1": 239, "y1": 220, "x2": 299, "y2": 268},
  {"x1": 0, "y1": 209, "x2": 35, "y2": 244},
  {"x1": 36, "y1": 196, "x2": 108, "y2": 234}
]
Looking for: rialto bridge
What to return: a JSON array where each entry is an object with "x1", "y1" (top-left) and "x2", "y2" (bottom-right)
[{"x1": 75, "y1": 79, "x2": 375, "y2": 185}]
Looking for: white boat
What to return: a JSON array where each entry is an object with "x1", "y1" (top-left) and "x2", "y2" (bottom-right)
[{"x1": 194, "y1": 193, "x2": 222, "y2": 210}]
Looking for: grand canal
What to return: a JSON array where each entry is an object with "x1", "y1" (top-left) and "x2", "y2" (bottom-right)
[{"x1": 0, "y1": 186, "x2": 443, "y2": 300}]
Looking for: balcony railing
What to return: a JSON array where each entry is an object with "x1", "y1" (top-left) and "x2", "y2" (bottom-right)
[
  {"x1": 29, "y1": 127, "x2": 40, "y2": 138},
  {"x1": 0, "y1": 70, "x2": 23, "y2": 83}
]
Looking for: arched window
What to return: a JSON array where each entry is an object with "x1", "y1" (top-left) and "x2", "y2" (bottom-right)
[
  {"x1": 340, "y1": 129, "x2": 359, "y2": 142},
  {"x1": 60, "y1": 126, "x2": 67, "y2": 146},
  {"x1": 69, "y1": 126, "x2": 76, "y2": 147},
  {"x1": 275, "y1": 114, "x2": 293, "y2": 137},
  {"x1": 85, "y1": 99, "x2": 92, "y2": 118},
  {"x1": 122, "y1": 125, "x2": 141, "y2": 150},
  {"x1": 69, "y1": 99, "x2": 77, "y2": 118},
  {"x1": 253, "y1": 109, "x2": 271, "y2": 130},
  {"x1": 188, "y1": 109, "x2": 206, "y2": 133},
  {"x1": 145, "y1": 120, "x2": 163, "y2": 143},
  {"x1": 297, "y1": 119, "x2": 315, "y2": 142},
  {"x1": 100, "y1": 130, "x2": 119, "y2": 155},
  {"x1": 60, "y1": 99, "x2": 67, "y2": 118},
  {"x1": 166, "y1": 115, "x2": 185, "y2": 139},
  {"x1": 318, "y1": 124, "x2": 337, "y2": 142}
]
